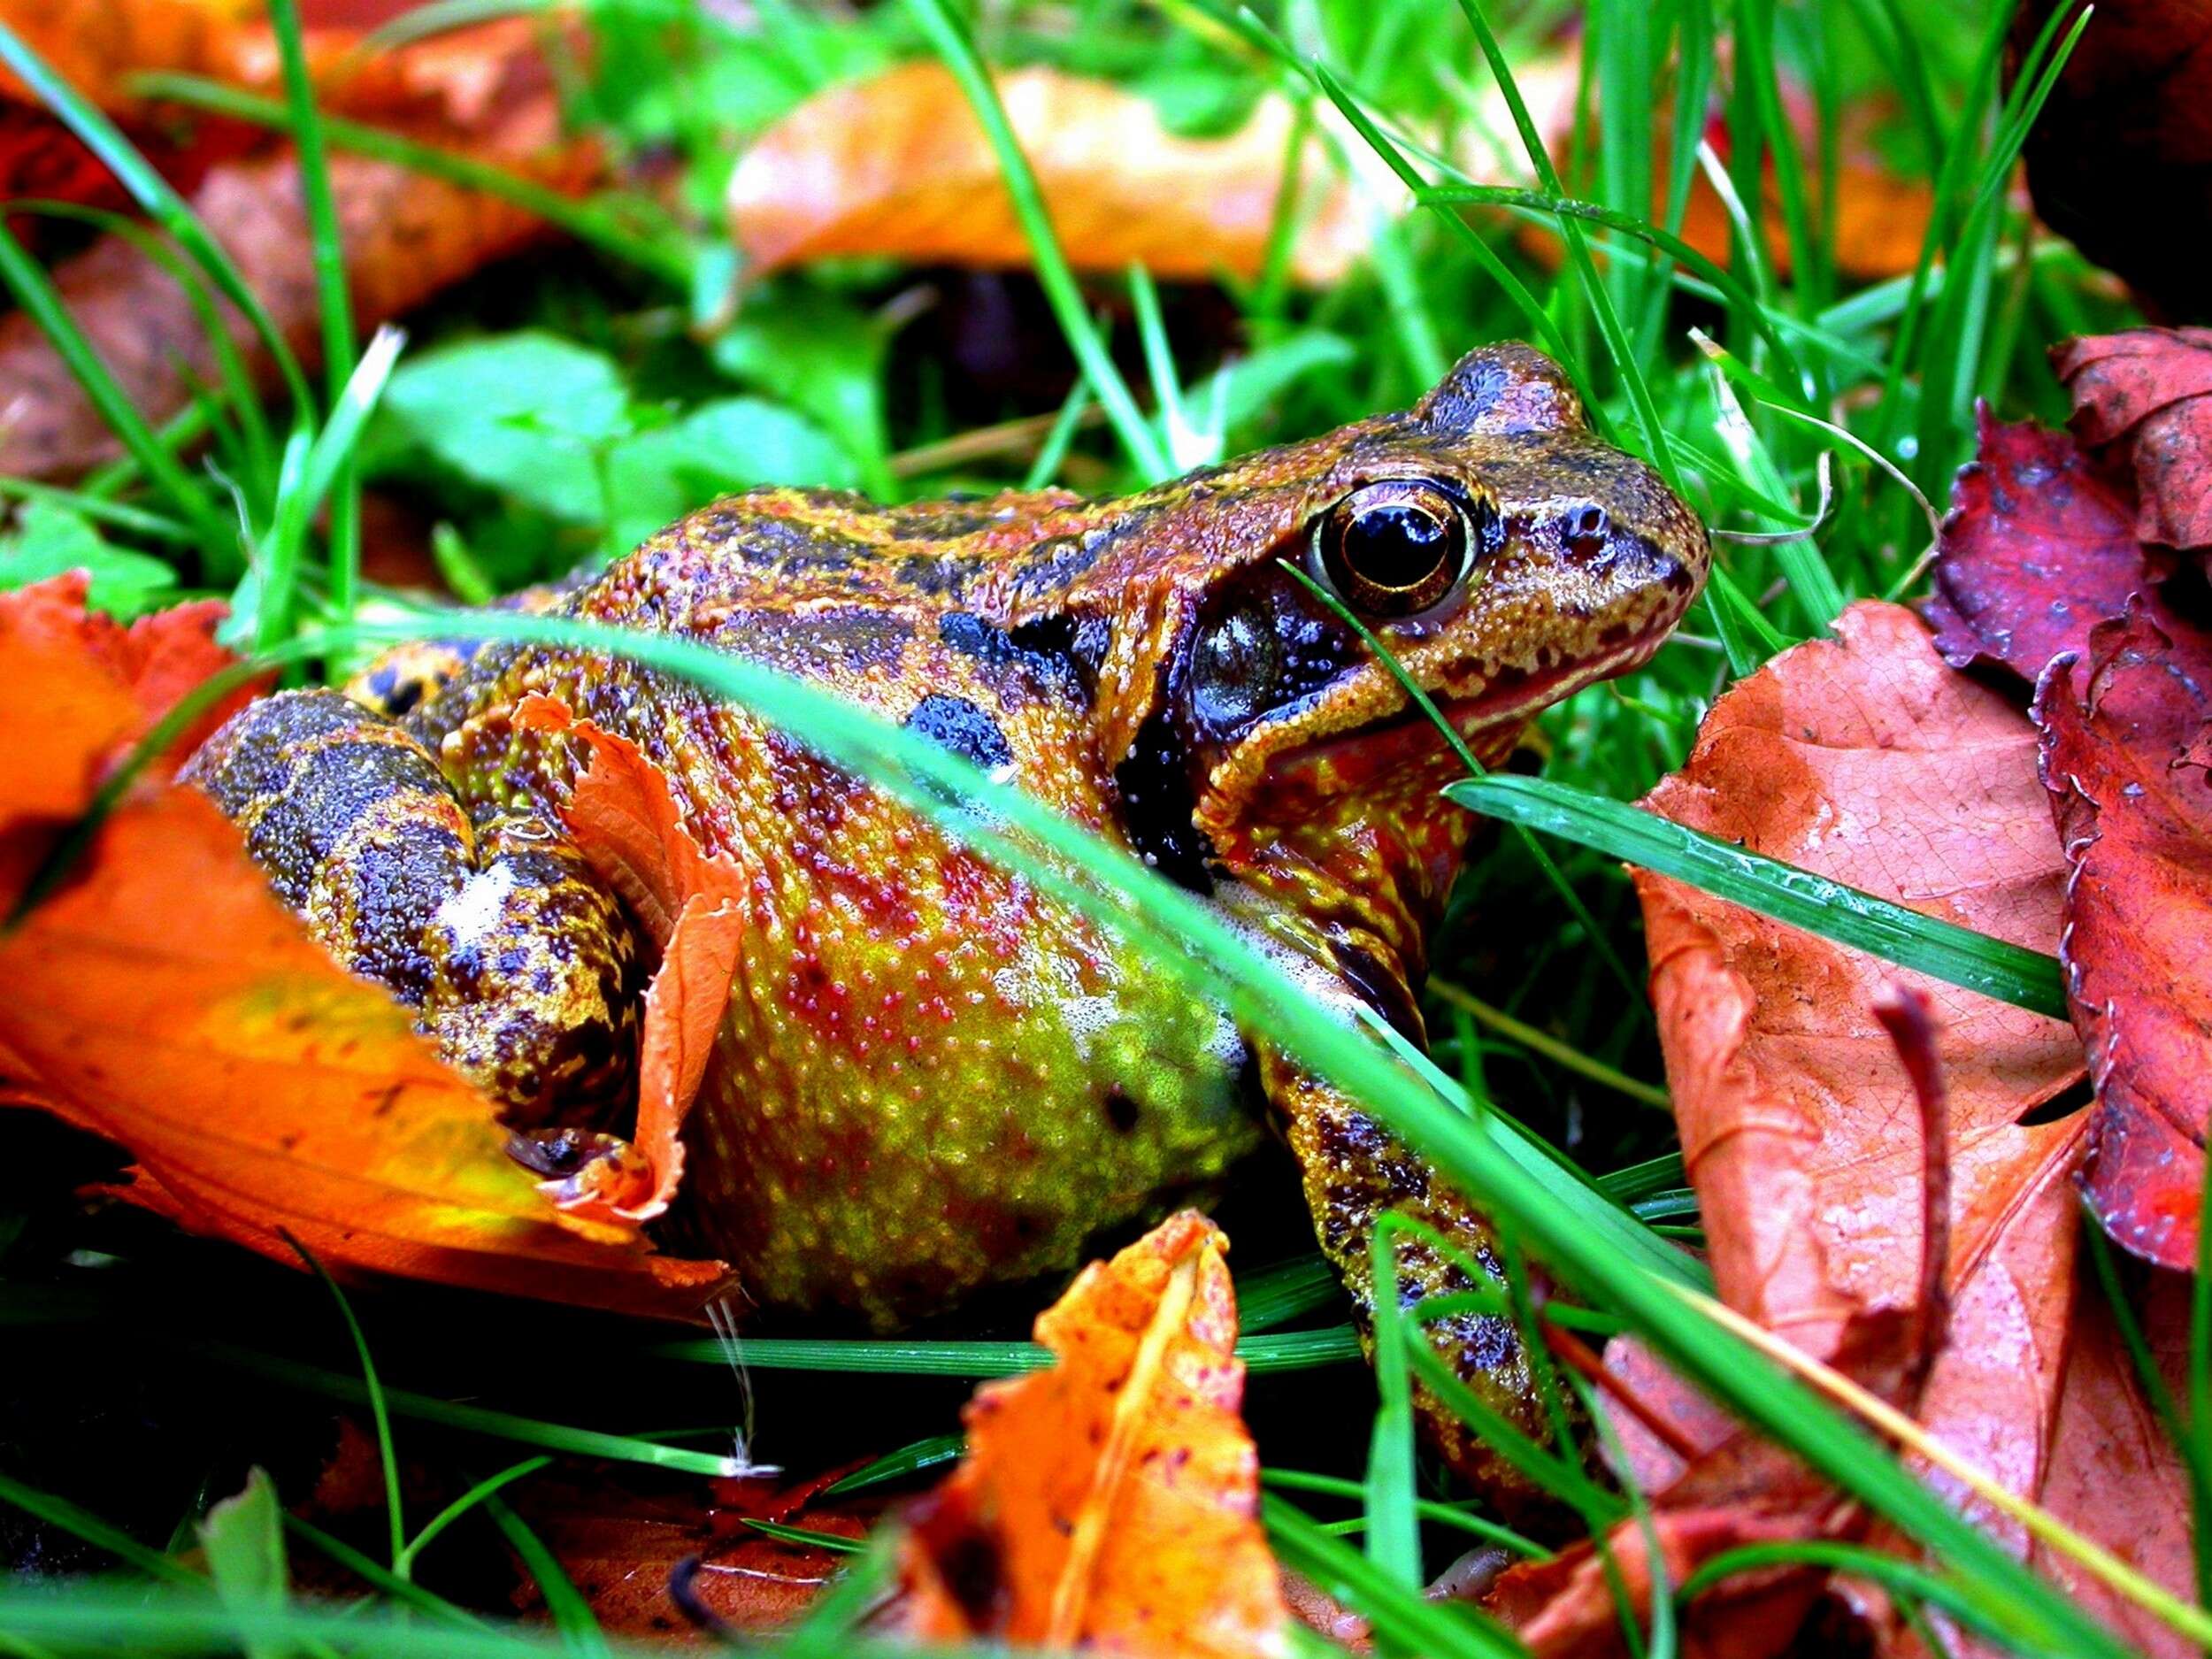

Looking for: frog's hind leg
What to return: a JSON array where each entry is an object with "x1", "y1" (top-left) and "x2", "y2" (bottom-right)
[
  {"x1": 1263, "y1": 1051, "x2": 1563, "y2": 1514},
  {"x1": 185, "y1": 688, "x2": 640, "y2": 1127}
]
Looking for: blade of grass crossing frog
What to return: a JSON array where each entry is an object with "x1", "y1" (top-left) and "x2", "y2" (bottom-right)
[
  {"x1": 268, "y1": 0, "x2": 362, "y2": 622},
  {"x1": 1363, "y1": 1224, "x2": 1422, "y2": 1587},
  {"x1": 1450, "y1": 0, "x2": 1679, "y2": 489},
  {"x1": 896, "y1": 0, "x2": 1168, "y2": 480},
  {"x1": 129, "y1": 75, "x2": 689, "y2": 288},
  {"x1": 1277, "y1": 557, "x2": 1649, "y2": 1010},
  {"x1": 0, "y1": 21, "x2": 311, "y2": 416},
  {"x1": 323, "y1": 611, "x2": 2146, "y2": 1656},
  {"x1": 1448, "y1": 774, "x2": 2070, "y2": 1018},
  {"x1": 0, "y1": 221, "x2": 232, "y2": 548}
]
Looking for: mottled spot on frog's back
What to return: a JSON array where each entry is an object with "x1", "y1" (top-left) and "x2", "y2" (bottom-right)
[
  {"x1": 1102, "y1": 1085, "x2": 1141, "y2": 1133},
  {"x1": 903, "y1": 694, "x2": 1015, "y2": 773},
  {"x1": 939, "y1": 611, "x2": 1087, "y2": 706},
  {"x1": 1007, "y1": 532, "x2": 1101, "y2": 597},
  {"x1": 694, "y1": 508, "x2": 864, "y2": 574},
  {"x1": 741, "y1": 605, "x2": 914, "y2": 674}
]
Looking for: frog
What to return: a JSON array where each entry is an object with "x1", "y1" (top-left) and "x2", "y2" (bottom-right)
[{"x1": 185, "y1": 342, "x2": 1708, "y2": 1501}]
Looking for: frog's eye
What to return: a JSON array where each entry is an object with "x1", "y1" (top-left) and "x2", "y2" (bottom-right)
[{"x1": 1310, "y1": 480, "x2": 1484, "y2": 618}]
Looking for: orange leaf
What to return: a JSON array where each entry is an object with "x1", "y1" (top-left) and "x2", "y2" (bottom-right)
[
  {"x1": 726, "y1": 61, "x2": 1365, "y2": 288},
  {"x1": 0, "y1": 584, "x2": 728, "y2": 1317},
  {"x1": 508, "y1": 695, "x2": 749, "y2": 1229},
  {"x1": 896, "y1": 1210, "x2": 1287, "y2": 1658}
]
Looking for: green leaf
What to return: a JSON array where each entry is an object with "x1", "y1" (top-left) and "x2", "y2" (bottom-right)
[
  {"x1": 605, "y1": 397, "x2": 859, "y2": 549},
  {"x1": 1447, "y1": 773, "x2": 2070, "y2": 1019},
  {"x1": 199, "y1": 1469, "x2": 288, "y2": 1659},
  {"x1": 708, "y1": 287, "x2": 890, "y2": 484},
  {"x1": 380, "y1": 333, "x2": 631, "y2": 523},
  {"x1": 0, "y1": 502, "x2": 178, "y2": 617}
]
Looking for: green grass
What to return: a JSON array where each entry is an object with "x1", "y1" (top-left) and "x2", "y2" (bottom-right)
[{"x1": 0, "y1": 0, "x2": 2177, "y2": 1653}]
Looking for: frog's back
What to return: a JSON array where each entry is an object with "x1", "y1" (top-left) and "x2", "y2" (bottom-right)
[{"x1": 410, "y1": 488, "x2": 1261, "y2": 1324}]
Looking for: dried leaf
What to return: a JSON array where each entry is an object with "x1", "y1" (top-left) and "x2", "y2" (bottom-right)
[
  {"x1": 726, "y1": 62, "x2": 1366, "y2": 288},
  {"x1": 2034, "y1": 600, "x2": 2212, "y2": 1271},
  {"x1": 1595, "y1": 600, "x2": 2197, "y2": 1659},
  {"x1": 0, "y1": 584, "x2": 728, "y2": 1317},
  {"x1": 2055, "y1": 326, "x2": 2212, "y2": 551},
  {"x1": 895, "y1": 1210, "x2": 1287, "y2": 1658},
  {"x1": 0, "y1": 22, "x2": 598, "y2": 483},
  {"x1": 511, "y1": 695, "x2": 749, "y2": 1229},
  {"x1": 1925, "y1": 411, "x2": 2162, "y2": 686},
  {"x1": 507, "y1": 1468, "x2": 884, "y2": 1639}
]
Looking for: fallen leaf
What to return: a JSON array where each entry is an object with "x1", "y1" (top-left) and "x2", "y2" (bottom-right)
[
  {"x1": 0, "y1": 583, "x2": 728, "y2": 1317},
  {"x1": 726, "y1": 61, "x2": 1367, "y2": 289},
  {"x1": 511, "y1": 695, "x2": 749, "y2": 1229},
  {"x1": 1532, "y1": 601, "x2": 2198, "y2": 1656},
  {"x1": 895, "y1": 1210, "x2": 1287, "y2": 1658},
  {"x1": 1925, "y1": 411, "x2": 2164, "y2": 686},
  {"x1": 507, "y1": 1467, "x2": 886, "y2": 1640},
  {"x1": 0, "y1": 571, "x2": 255, "y2": 824},
  {"x1": 2034, "y1": 601, "x2": 2212, "y2": 1271},
  {"x1": 2055, "y1": 326, "x2": 2212, "y2": 551},
  {"x1": 2013, "y1": 0, "x2": 2212, "y2": 323},
  {"x1": 0, "y1": 21, "x2": 599, "y2": 483}
]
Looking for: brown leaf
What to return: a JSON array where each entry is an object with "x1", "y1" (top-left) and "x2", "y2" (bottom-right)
[
  {"x1": 0, "y1": 583, "x2": 728, "y2": 1317},
  {"x1": 2014, "y1": 0, "x2": 2212, "y2": 324},
  {"x1": 2034, "y1": 600, "x2": 2212, "y2": 1271},
  {"x1": 2055, "y1": 326, "x2": 2212, "y2": 551},
  {"x1": 1594, "y1": 599, "x2": 2197, "y2": 1659},
  {"x1": 0, "y1": 22, "x2": 597, "y2": 483},
  {"x1": 1925, "y1": 411, "x2": 2164, "y2": 687},
  {"x1": 726, "y1": 61, "x2": 1364, "y2": 288},
  {"x1": 895, "y1": 1210, "x2": 1287, "y2": 1657},
  {"x1": 507, "y1": 1467, "x2": 885, "y2": 1640}
]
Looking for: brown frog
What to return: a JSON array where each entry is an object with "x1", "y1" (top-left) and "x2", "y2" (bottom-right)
[{"x1": 187, "y1": 342, "x2": 1708, "y2": 1498}]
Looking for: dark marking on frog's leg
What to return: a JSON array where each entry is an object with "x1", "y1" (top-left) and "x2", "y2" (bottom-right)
[
  {"x1": 1257, "y1": 1045, "x2": 1559, "y2": 1515},
  {"x1": 186, "y1": 689, "x2": 640, "y2": 1127},
  {"x1": 903, "y1": 694, "x2": 1015, "y2": 774},
  {"x1": 346, "y1": 641, "x2": 488, "y2": 720},
  {"x1": 1111, "y1": 706, "x2": 1216, "y2": 894}
]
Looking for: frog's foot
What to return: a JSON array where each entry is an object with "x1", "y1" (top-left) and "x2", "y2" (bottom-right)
[
  {"x1": 1264, "y1": 1052, "x2": 1565, "y2": 1513},
  {"x1": 185, "y1": 687, "x2": 641, "y2": 1127}
]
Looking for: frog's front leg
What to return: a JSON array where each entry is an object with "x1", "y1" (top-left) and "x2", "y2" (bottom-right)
[
  {"x1": 184, "y1": 688, "x2": 641, "y2": 1128},
  {"x1": 1260, "y1": 1047, "x2": 1557, "y2": 1507}
]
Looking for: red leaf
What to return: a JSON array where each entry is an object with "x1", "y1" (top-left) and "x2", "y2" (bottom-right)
[
  {"x1": 2055, "y1": 326, "x2": 2212, "y2": 551},
  {"x1": 1926, "y1": 411, "x2": 2164, "y2": 687},
  {"x1": 2034, "y1": 599, "x2": 2212, "y2": 1270}
]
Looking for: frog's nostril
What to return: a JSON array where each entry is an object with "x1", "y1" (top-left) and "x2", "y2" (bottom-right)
[{"x1": 1562, "y1": 504, "x2": 1612, "y2": 562}]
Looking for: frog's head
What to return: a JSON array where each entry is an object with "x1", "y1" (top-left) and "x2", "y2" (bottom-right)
[{"x1": 1072, "y1": 342, "x2": 1709, "y2": 967}]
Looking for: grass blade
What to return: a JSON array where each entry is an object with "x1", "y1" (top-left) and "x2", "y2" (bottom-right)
[{"x1": 1447, "y1": 773, "x2": 2068, "y2": 1018}]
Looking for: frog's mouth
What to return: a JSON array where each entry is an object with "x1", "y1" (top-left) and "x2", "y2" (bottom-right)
[{"x1": 1279, "y1": 629, "x2": 1668, "y2": 775}]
